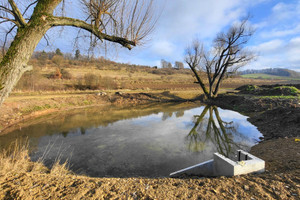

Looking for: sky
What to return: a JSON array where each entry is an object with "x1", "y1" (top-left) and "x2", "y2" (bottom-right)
[{"x1": 33, "y1": 0, "x2": 300, "y2": 71}]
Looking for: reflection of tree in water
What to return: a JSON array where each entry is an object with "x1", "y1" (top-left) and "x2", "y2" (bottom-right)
[
  {"x1": 80, "y1": 127, "x2": 86, "y2": 135},
  {"x1": 186, "y1": 106, "x2": 244, "y2": 157},
  {"x1": 61, "y1": 127, "x2": 86, "y2": 137},
  {"x1": 162, "y1": 110, "x2": 185, "y2": 120},
  {"x1": 162, "y1": 112, "x2": 173, "y2": 121},
  {"x1": 175, "y1": 110, "x2": 185, "y2": 118}
]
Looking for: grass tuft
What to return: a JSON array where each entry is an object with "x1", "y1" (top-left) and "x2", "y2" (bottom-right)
[{"x1": 0, "y1": 139, "x2": 70, "y2": 176}]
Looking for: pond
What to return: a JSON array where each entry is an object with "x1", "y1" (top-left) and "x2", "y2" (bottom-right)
[{"x1": 0, "y1": 103, "x2": 262, "y2": 178}]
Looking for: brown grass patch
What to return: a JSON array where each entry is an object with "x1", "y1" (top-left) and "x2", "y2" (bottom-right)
[{"x1": 0, "y1": 139, "x2": 70, "y2": 176}]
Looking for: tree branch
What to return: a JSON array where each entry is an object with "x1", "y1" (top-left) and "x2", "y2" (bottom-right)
[
  {"x1": 0, "y1": 5, "x2": 14, "y2": 15},
  {"x1": 8, "y1": 0, "x2": 26, "y2": 27},
  {"x1": 22, "y1": 0, "x2": 38, "y2": 16},
  {"x1": 2, "y1": 24, "x2": 17, "y2": 55},
  {"x1": 50, "y1": 16, "x2": 136, "y2": 50},
  {"x1": 0, "y1": 16, "x2": 18, "y2": 26}
]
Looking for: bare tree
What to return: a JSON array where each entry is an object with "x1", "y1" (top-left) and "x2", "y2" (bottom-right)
[
  {"x1": 185, "y1": 19, "x2": 255, "y2": 99},
  {"x1": 161, "y1": 59, "x2": 168, "y2": 68},
  {"x1": 174, "y1": 61, "x2": 184, "y2": 70},
  {"x1": 0, "y1": 0, "x2": 157, "y2": 106}
]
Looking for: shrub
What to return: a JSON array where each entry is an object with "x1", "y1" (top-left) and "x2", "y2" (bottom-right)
[
  {"x1": 15, "y1": 68, "x2": 56, "y2": 91},
  {"x1": 60, "y1": 69, "x2": 72, "y2": 79},
  {"x1": 100, "y1": 76, "x2": 118, "y2": 89},
  {"x1": 84, "y1": 73, "x2": 100, "y2": 89},
  {"x1": 52, "y1": 55, "x2": 64, "y2": 66}
]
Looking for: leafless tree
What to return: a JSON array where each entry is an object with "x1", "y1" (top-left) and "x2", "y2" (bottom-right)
[
  {"x1": 0, "y1": 0, "x2": 158, "y2": 106},
  {"x1": 160, "y1": 59, "x2": 168, "y2": 68},
  {"x1": 185, "y1": 19, "x2": 255, "y2": 99},
  {"x1": 174, "y1": 61, "x2": 184, "y2": 70}
]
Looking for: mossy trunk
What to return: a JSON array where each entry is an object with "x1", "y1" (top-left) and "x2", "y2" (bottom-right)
[
  {"x1": 0, "y1": 0, "x2": 62, "y2": 106},
  {"x1": 0, "y1": 21, "x2": 51, "y2": 106}
]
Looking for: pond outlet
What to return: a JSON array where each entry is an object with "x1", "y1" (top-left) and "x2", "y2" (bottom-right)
[{"x1": 169, "y1": 150, "x2": 265, "y2": 177}]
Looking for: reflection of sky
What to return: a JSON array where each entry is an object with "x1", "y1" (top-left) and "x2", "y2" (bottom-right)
[
  {"x1": 215, "y1": 108, "x2": 262, "y2": 143},
  {"x1": 105, "y1": 106, "x2": 262, "y2": 144},
  {"x1": 99, "y1": 106, "x2": 262, "y2": 146},
  {"x1": 7, "y1": 104, "x2": 263, "y2": 177}
]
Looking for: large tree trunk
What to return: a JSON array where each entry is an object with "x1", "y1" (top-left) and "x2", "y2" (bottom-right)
[
  {"x1": 0, "y1": 0, "x2": 61, "y2": 106},
  {"x1": 0, "y1": 26, "x2": 49, "y2": 106}
]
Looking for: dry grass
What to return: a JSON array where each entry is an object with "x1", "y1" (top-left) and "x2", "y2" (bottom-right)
[
  {"x1": 0, "y1": 139, "x2": 70, "y2": 176},
  {"x1": 14, "y1": 57, "x2": 290, "y2": 93}
]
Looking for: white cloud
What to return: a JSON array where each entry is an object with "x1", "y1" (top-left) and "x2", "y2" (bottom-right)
[
  {"x1": 246, "y1": 36, "x2": 300, "y2": 71},
  {"x1": 144, "y1": 0, "x2": 264, "y2": 63},
  {"x1": 251, "y1": 39, "x2": 284, "y2": 54},
  {"x1": 157, "y1": 0, "x2": 245, "y2": 40},
  {"x1": 271, "y1": 2, "x2": 300, "y2": 21},
  {"x1": 150, "y1": 40, "x2": 176, "y2": 57},
  {"x1": 260, "y1": 24, "x2": 300, "y2": 38},
  {"x1": 287, "y1": 37, "x2": 300, "y2": 63}
]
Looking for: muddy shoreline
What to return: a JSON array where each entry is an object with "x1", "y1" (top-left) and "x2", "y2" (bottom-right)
[
  {"x1": 0, "y1": 91, "x2": 199, "y2": 135},
  {"x1": 212, "y1": 93, "x2": 299, "y2": 140}
]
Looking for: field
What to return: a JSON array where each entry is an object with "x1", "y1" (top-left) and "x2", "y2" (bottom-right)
[
  {"x1": 14, "y1": 57, "x2": 289, "y2": 94},
  {"x1": 242, "y1": 73, "x2": 300, "y2": 81}
]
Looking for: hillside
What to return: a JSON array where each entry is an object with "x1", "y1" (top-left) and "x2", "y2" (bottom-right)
[
  {"x1": 240, "y1": 68, "x2": 300, "y2": 78},
  {"x1": 241, "y1": 73, "x2": 300, "y2": 81},
  {"x1": 13, "y1": 52, "x2": 285, "y2": 93}
]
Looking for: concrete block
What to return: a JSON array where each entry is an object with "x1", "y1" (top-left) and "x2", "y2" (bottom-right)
[{"x1": 170, "y1": 150, "x2": 265, "y2": 177}]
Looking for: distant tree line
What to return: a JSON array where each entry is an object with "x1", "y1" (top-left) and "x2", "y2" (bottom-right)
[
  {"x1": 32, "y1": 49, "x2": 83, "y2": 61},
  {"x1": 161, "y1": 59, "x2": 184, "y2": 70},
  {"x1": 240, "y1": 68, "x2": 300, "y2": 78}
]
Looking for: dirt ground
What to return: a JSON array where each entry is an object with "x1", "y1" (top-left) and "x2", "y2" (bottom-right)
[
  {"x1": 0, "y1": 90, "x2": 299, "y2": 199},
  {"x1": 0, "y1": 138, "x2": 299, "y2": 200}
]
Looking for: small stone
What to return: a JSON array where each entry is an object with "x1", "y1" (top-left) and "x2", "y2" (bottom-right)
[
  {"x1": 211, "y1": 189, "x2": 217, "y2": 194},
  {"x1": 244, "y1": 185, "x2": 250, "y2": 191},
  {"x1": 97, "y1": 92, "x2": 107, "y2": 96}
]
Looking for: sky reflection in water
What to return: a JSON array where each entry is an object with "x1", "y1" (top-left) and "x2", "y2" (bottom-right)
[{"x1": 1, "y1": 104, "x2": 262, "y2": 178}]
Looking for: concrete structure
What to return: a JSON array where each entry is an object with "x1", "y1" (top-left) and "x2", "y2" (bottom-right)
[{"x1": 170, "y1": 150, "x2": 265, "y2": 177}]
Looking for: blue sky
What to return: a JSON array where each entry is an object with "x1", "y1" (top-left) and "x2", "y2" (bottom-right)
[{"x1": 34, "y1": 0, "x2": 300, "y2": 71}]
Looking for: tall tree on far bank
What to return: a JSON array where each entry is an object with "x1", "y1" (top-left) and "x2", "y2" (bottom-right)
[
  {"x1": 0, "y1": 0, "x2": 157, "y2": 106},
  {"x1": 55, "y1": 48, "x2": 63, "y2": 56},
  {"x1": 185, "y1": 19, "x2": 255, "y2": 99},
  {"x1": 75, "y1": 49, "x2": 81, "y2": 60}
]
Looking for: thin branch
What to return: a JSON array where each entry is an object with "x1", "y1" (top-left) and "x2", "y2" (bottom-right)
[
  {"x1": 43, "y1": 33, "x2": 50, "y2": 46},
  {"x1": 22, "y1": 0, "x2": 38, "y2": 16},
  {"x1": 0, "y1": 5, "x2": 14, "y2": 15},
  {"x1": 8, "y1": 0, "x2": 26, "y2": 26},
  {"x1": 0, "y1": 16, "x2": 18, "y2": 25},
  {"x1": 2, "y1": 24, "x2": 17, "y2": 55}
]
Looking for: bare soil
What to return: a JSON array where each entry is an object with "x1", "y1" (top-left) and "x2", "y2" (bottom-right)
[
  {"x1": 0, "y1": 137, "x2": 299, "y2": 200},
  {"x1": 213, "y1": 93, "x2": 299, "y2": 139},
  {"x1": 0, "y1": 89, "x2": 299, "y2": 199}
]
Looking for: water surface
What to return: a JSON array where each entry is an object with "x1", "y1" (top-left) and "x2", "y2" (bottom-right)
[{"x1": 0, "y1": 103, "x2": 262, "y2": 177}]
